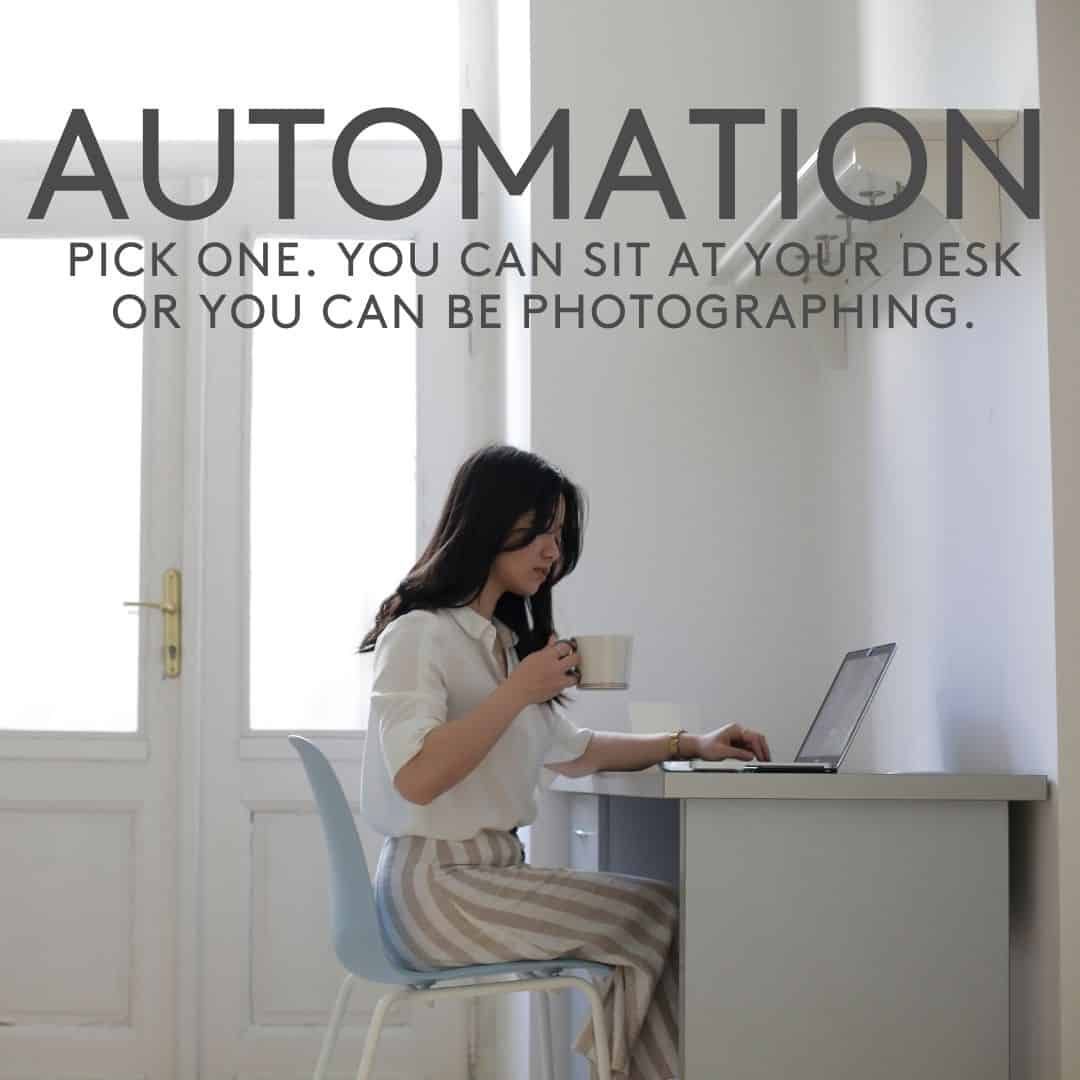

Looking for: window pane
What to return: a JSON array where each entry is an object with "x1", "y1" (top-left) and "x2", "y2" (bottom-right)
[
  {"x1": 0, "y1": 239, "x2": 142, "y2": 732},
  {"x1": 249, "y1": 238, "x2": 417, "y2": 731},
  {"x1": 2, "y1": 3, "x2": 460, "y2": 141}
]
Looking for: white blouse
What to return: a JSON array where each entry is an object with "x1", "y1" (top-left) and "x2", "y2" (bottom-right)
[{"x1": 359, "y1": 605, "x2": 594, "y2": 840}]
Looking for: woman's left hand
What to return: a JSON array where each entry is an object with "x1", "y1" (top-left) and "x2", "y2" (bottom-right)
[{"x1": 692, "y1": 723, "x2": 771, "y2": 762}]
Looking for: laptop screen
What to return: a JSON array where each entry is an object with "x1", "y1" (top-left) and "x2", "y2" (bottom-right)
[{"x1": 796, "y1": 645, "x2": 895, "y2": 763}]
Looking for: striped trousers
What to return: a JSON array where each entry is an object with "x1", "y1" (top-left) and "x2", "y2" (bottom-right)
[{"x1": 374, "y1": 829, "x2": 680, "y2": 1080}]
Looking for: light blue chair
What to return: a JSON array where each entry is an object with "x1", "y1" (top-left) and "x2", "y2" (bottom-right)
[{"x1": 288, "y1": 735, "x2": 613, "y2": 1080}]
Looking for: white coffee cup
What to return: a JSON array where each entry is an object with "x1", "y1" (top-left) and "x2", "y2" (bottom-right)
[{"x1": 567, "y1": 634, "x2": 633, "y2": 690}]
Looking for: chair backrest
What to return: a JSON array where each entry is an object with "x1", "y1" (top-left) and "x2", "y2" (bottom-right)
[{"x1": 287, "y1": 734, "x2": 408, "y2": 983}]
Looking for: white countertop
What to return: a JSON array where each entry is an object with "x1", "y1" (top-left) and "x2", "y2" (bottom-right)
[{"x1": 550, "y1": 765, "x2": 1048, "y2": 801}]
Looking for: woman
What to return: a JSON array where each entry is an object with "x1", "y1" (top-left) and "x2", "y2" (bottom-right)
[{"x1": 358, "y1": 443, "x2": 770, "y2": 1080}]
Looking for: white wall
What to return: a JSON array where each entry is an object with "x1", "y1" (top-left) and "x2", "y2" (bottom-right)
[
  {"x1": 819, "y1": 151, "x2": 1055, "y2": 772},
  {"x1": 822, "y1": 3, "x2": 1060, "y2": 1077},
  {"x1": 526, "y1": 0, "x2": 839, "y2": 759},
  {"x1": 857, "y1": 0, "x2": 1039, "y2": 108}
]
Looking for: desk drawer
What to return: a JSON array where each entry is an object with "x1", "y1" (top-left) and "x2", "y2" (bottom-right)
[{"x1": 568, "y1": 794, "x2": 601, "y2": 871}]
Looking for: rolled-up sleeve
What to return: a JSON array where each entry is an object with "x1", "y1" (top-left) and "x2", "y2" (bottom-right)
[
  {"x1": 371, "y1": 613, "x2": 448, "y2": 779},
  {"x1": 543, "y1": 706, "x2": 594, "y2": 765}
]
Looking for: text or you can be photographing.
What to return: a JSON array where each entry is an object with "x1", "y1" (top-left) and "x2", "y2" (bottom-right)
[{"x1": 359, "y1": 605, "x2": 681, "y2": 1080}]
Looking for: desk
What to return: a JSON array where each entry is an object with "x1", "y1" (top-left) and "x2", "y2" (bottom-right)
[{"x1": 550, "y1": 767, "x2": 1047, "y2": 1080}]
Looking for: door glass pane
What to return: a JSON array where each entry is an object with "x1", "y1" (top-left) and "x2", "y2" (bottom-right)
[
  {"x1": 248, "y1": 238, "x2": 417, "y2": 731},
  {"x1": 1, "y1": 239, "x2": 142, "y2": 732}
]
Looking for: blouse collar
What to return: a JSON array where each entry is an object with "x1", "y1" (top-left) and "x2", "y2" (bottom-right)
[{"x1": 449, "y1": 604, "x2": 520, "y2": 647}]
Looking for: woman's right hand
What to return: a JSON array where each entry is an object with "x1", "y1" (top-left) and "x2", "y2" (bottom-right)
[{"x1": 509, "y1": 633, "x2": 581, "y2": 705}]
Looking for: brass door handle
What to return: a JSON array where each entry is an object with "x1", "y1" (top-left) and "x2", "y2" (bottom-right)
[
  {"x1": 123, "y1": 600, "x2": 178, "y2": 615},
  {"x1": 123, "y1": 569, "x2": 182, "y2": 677}
]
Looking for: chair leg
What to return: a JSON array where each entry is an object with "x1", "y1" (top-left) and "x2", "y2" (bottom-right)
[
  {"x1": 536, "y1": 989, "x2": 555, "y2": 1080},
  {"x1": 355, "y1": 987, "x2": 408, "y2": 1080},
  {"x1": 312, "y1": 974, "x2": 356, "y2": 1080},
  {"x1": 578, "y1": 979, "x2": 612, "y2": 1080}
]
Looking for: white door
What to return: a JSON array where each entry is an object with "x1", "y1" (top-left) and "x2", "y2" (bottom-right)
[
  {"x1": 189, "y1": 155, "x2": 475, "y2": 1080},
  {"x1": 2, "y1": 150, "x2": 480, "y2": 1079},
  {"x1": 0, "y1": 177, "x2": 186, "y2": 1080}
]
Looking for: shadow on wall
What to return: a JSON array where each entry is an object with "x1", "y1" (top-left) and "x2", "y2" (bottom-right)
[{"x1": 936, "y1": 700, "x2": 1013, "y2": 770}]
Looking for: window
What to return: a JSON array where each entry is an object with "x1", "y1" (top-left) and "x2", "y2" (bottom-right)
[
  {"x1": 0, "y1": 239, "x2": 142, "y2": 731},
  {"x1": 248, "y1": 238, "x2": 417, "y2": 731}
]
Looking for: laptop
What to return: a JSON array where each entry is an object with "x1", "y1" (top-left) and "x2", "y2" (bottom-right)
[{"x1": 677, "y1": 643, "x2": 897, "y2": 773}]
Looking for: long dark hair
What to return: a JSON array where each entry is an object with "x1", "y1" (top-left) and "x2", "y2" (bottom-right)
[{"x1": 358, "y1": 444, "x2": 587, "y2": 672}]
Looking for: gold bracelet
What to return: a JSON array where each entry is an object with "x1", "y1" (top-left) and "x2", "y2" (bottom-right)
[{"x1": 668, "y1": 728, "x2": 687, "y2": 760}]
